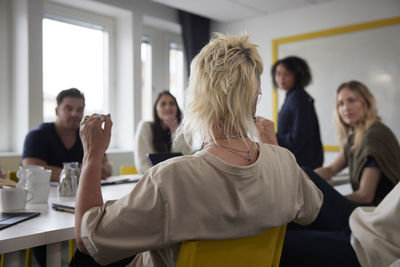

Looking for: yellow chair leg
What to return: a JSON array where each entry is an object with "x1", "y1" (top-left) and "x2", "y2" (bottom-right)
[
  {"x1": 69, "y1": 239, "x2": 76, "y2": 262},
  {"x1": 1, "y1": 251, "x2": 31, "y2": 267},
  {"x1": 25, "y1": 248, "x2": 32, "y2": 267}
]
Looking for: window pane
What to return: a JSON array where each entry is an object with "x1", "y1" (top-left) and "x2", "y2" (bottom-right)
[
  {"x1": 169, "y1": 43, "x2": 184, "y2": 110},
  {"x1": 43, "y1": 18, "x2": 107, "y2": 122},
  {"x1": 141, "y1": 39, "x2": 152, "y2": 121}
]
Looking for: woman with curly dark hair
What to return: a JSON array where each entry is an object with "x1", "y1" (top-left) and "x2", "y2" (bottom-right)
[{"x1": 271, "y1": 56, "x2": 323, "y2": 168}]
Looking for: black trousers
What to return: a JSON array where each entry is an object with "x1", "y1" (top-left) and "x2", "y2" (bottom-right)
[
  {"x1": 32, "y1": 245, "x2": 46, "y2": 267},
  {"x1": 33, "y1": 245, "x2": 135, "y2": 267},
  {"x1": 69, "y1": 249, "x2": 136, "y2": 267},
  {"x1": 280, "y1": 167, "x2": 361, "y2": 267}
]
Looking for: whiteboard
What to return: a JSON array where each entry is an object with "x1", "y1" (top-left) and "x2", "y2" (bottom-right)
[{"x1": 278, "y1": 23, "x2": 400, "y2": 146}]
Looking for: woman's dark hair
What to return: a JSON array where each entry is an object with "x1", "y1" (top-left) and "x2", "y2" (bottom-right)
[
  {"x1": 152, "y1": 91, "x2": 182, "y2": 152},
  {"x1": 271, "y1": 56, "x2": 312, "y2": 89}
]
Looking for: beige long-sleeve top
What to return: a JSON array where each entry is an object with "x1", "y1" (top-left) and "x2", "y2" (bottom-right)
[
  {"x1": 81, "y1": 143, "x2": 323, "y2": 266},
  {"x1": 134, "y1": 121, "x2": 192, "y2": 173},
  {"x1": 350, "y1": 181, "x2": 400, "y2": 267}
]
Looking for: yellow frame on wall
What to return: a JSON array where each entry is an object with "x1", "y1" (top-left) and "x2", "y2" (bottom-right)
[{"x1": 271, "y1": 16, "x2": 400, "y2": 152}]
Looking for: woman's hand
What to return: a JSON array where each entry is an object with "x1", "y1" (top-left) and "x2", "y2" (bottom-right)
[
  {"x1": 76, "y1": 114, "x2": 111, "y2": 254},
  {"x1": 80, "y1": 114, "x2": 113, "y2": 161},
  {"x1": 255, "y1": 116, "x2": 278, "y2": 145},
  {"x1": 162, "y1": 118, "x2": 179, "y2": 132}
]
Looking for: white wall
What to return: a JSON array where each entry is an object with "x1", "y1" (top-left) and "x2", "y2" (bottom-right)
[
  {"x1": 212, "y1": 0, "x2": 400, "y2": 166},
  {"x1": 212, "y1": 0, "x2": 400, "y2": 120},
  {"x1": 0, "y1": 0, "x2": 10, "y2": 151}
]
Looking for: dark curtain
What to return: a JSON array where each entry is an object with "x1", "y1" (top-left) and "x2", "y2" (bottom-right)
[{"x1": 178, "y1": 10, "x2": 211, "y2": 75}]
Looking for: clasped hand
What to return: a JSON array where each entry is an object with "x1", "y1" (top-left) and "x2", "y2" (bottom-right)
[
  {"x1": 162, "y1": 118, "x2": 179, "y2": 132},
  {"x1": 80, "y1": 114, "x2": 113, "y2": 160},
  {"x1": 254, "y1": 116, "x2": 278, "y2": 146}
]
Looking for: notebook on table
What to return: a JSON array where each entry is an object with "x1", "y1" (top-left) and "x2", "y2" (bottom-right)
[
  {"x1": 0, "y1": 212, "x2": 40, "y2": 230},
  {"x1": 147, "y1": 152, "x2": 183, "y2": 166}
]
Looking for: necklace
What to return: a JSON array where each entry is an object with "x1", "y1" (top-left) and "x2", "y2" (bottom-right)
[
  {"x1": 204, "y1": 142, "x2": 256, "y2": 162},
  {"x1": 214, "y1": 135, "x2": 247, "y2": 140}
]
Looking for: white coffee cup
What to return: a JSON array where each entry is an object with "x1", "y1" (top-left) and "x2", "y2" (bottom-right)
[
  {"x1": 27, "y1": 168, "x2": 51, "y2": 184},
  {"x1": 27, "y1": 169, "x2": 52, "y2": 204},
  {"x1": 0, "y1": 187, "x2": 34, "y2": 211},
  {"x1": 30, "y1": 183, "x2": 50, "y2": 204},
  {"x1": 16, "y1": 165, "x2": 45, "y2": 189}
]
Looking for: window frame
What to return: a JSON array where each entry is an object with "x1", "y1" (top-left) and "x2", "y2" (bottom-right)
[
  {"x1": 141, "y1": 35, "x2": 153, "y2": 121},
  {"x1": 141, "y1": 25, "x2": 185, "y2": 117},
  {"x1": 168, "y1": 40, "x2": 185, "y2": 110},
  {"x1": 43, "y1": 1, "x2": 115, "y2": 120}
]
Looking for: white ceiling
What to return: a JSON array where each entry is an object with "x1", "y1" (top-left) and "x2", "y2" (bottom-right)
[{"x1": 150, "y1": 0, "x2": 341, "y2": 22}]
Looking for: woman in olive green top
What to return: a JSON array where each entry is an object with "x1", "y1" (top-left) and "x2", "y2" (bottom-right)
[
  {"x1": 281, "y1": 81, "x2": 400, "y2": 267},
  {"x1": 315, "y1": 80, "x2": 400, "y2": 205}
]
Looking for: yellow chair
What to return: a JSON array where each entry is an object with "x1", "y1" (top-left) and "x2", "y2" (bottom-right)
[
  {"x1": 176, "y1": 225, "x2": 286, "y2": 267},
  {"x1": 120, "y1": 166, "x2": 138, "y2": 175},
  {"x1": 7, "y1": 170, "x2": 18, "y2": 183},
  {"x1": 69, "y1": 239, "x2": 76, "y2": 262}
]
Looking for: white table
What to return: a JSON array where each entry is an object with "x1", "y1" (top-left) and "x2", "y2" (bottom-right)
[
  {"x1": 0, "y1": 177, "x2": 138, "y2": 267},
  {"x1": 330, "y1": 173, "x2": 353, "y2": 196}
]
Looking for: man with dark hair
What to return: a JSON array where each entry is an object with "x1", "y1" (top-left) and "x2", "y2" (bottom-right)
[
  {"x1": 22, "y1": 88, "x2": 112, "y2": 267},
  {"x1": 22, "y1": 88, "x2": 112, "y2": 181}
]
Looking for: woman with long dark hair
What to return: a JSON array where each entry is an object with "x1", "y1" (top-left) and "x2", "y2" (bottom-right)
[{"x1": 134, "y1": 91, "x2": 192, "y2": 173}]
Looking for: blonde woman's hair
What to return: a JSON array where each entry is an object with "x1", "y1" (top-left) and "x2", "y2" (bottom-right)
[
  {"x1": 334, "y1": 80, "x2": 380, "y2": 149},
  {"x1": 178, "y1": 33, "x2": 263, "y2": 144}
]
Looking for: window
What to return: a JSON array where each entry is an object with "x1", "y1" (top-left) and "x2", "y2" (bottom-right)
[
  {"x1": 141, "y1": 36, "x2": 152, "y2": 121},
  {"x1": 169, "y1": 42, "x2": 184, "y2": 109},
  {"x1": 141, "y1": 26, "x2": 184, "y2": 119},
  {"x1": 42, "y1": 16, "x2": 110, "y2": 122}
]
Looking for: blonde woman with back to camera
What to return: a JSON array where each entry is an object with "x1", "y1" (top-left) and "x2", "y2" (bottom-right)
[{"x1": 73, "y1": 33, "x2": 322, "y2": 267}]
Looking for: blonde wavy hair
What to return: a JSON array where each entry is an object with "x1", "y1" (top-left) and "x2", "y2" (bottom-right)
[
  {"x1": 177, "y1": 33, "x2": 263, "y2": 144},
  {"x1": 334, "y1": 80, "x2": 380, "y2": 149}
]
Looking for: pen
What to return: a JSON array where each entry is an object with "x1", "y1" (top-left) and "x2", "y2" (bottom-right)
[{"x1": 53, "y1": 206, "x2": 75, "y2": 214}]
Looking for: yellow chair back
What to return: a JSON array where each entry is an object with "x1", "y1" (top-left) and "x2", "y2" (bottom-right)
[
  {"x1": 7, "y1": 171, "x2": 18, "y2": 183},
  {"x1": 176, "y1": 225, "x2": 286, "y2": 267},
  {"x1": 120, "y1": 166, "x2": 138, "y2": 175}
]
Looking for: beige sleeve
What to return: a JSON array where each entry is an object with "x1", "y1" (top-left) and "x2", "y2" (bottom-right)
[
  {"x1": 291, "y1": 166, "x2": 323, "y2": 225},
  {"x1": 134, "y1": 121, "x2": 154, "y2": 173},
  {"x1": 80, "y1": 174, "x2": 167, "y2": 265},
  {"x1": 171, "y1": 131, "x2": 192, "y2": 155},
  {"x1": 349, "y1": 182, "x2": 400, "y2": 267}
]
